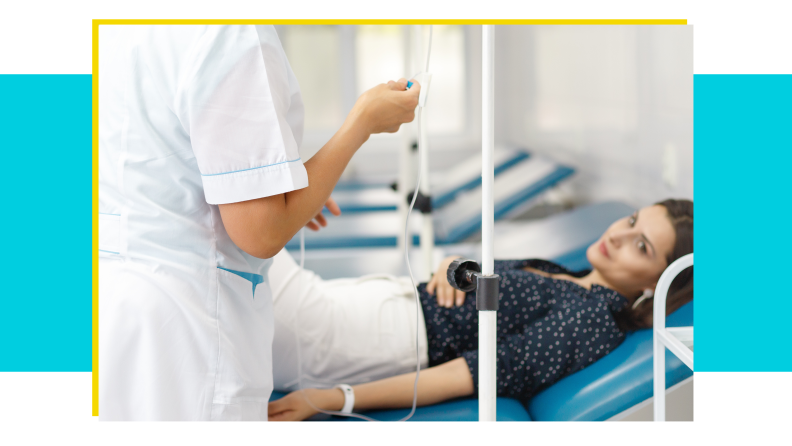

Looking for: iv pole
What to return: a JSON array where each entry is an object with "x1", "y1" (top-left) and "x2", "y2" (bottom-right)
[
  {"x1": 444, "y1": 25, "x2": 499, "y2": 422},
  {"x1": 479, "y1": 24, "x2": 497, "y2": 422}
]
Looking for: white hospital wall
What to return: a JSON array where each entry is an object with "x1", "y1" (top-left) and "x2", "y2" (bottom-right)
[
  {"x1": 280, "y1": 25, "x2": 693, "y2": 207},
  {"x1": 495, "y1": 26, "x2": 694, "y2": 209},
  {"x1": 280, "y1": 25, "x2": 482, "y2": 181}
]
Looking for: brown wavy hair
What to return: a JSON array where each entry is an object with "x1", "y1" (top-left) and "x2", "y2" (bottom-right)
[{"x1": 614, "y1": 198, "x2": 693, "y2": 331}]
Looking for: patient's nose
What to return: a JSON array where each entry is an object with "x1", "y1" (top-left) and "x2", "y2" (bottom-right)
[
  {"x1": 609, "y1": 229, "x2": 634, "y2": 249},
  {"x1": 608, "y1": 234, "x2": 620, "y2": 249}
]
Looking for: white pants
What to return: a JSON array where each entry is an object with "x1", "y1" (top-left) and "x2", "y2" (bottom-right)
[{"x1": 269, "y1": 250, "x2": 429, "y2": 391}]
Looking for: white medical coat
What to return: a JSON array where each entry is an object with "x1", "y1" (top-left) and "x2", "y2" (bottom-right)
[{"x1": 98, "y1": 25, "x2": 307, "y2": 420}]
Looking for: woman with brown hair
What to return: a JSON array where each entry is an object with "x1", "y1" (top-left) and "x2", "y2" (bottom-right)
[{"x1": 267, "y1": 199, "x2": 693, "y2": 421}]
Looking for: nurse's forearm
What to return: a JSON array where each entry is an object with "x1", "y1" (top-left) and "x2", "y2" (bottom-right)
[
  {"x1": 218, "y1": 117, "x2": 368, "y2": 259},
  {"x1": 290, "y1": 118, "x2": 370, "y2": 223},
  {"x1": 318, "y1": 357, "x2": 475, "y2": 412}
]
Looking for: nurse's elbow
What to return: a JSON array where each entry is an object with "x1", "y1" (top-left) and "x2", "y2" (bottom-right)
[
  {"x1": 235, "y1": 236, "x2": 286, "y2": 259},
  {"x1": 220, "y1": 218, "x2": 287, "y2": 259},
  {"x1": 219, "y1": 199, "x2": 289, "y2": 259},
  {"x1": 246, "y1": 242, "x2": 283, "y2": 259}
]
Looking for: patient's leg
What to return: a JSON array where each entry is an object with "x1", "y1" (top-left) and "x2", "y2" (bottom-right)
[{"x1": 269, "y1": 250, "x2": 429, "y2": 392}]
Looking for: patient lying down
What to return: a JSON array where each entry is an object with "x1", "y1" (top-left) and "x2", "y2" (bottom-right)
[{"x1": 267, "y1": 199, "x2": 693, "y2": 421}]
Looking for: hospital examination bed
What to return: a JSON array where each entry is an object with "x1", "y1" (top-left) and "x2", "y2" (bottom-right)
[
  {"x1": 284, "y1": 148, "x2": 574, "y2": 249},
  {"x1": 329, "y1": 148, "x2": 531, "y2": 213},
  {"x1": 270, "y1": 202, "x2": 694, "y2": 421}
]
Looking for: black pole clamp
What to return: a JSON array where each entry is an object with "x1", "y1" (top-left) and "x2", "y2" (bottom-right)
[
  {"x1": 446, "y1": 258, "x2": 499, "y2": 311},
  {"x1": 475, "y1": 274, "x2": 500, "y2": 311},
  {"x1": 406, "y1": 190, "x2": 432, "y2": 214}
]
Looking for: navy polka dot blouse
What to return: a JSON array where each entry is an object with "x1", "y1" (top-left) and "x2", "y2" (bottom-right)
[{"x1": 418, "y1": 259, "x2": 630, "y2": 404}]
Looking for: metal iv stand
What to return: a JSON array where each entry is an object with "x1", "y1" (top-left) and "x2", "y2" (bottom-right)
[{"x1": 446, "y1": 25, "x2": 499, "y2": 422}]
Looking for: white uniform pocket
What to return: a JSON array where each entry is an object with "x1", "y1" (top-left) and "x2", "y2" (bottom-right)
[{"x1": 211, "y1": 268, "x2": 274, "y2": 420}]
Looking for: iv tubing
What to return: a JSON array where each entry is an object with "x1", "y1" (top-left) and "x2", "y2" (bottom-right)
[{"x1": 292, "y1": 25, "x2": 433, "y2": 422}]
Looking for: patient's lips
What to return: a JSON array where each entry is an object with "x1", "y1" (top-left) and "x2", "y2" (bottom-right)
[{"x1": 599, "y1": 240, "x2": 609, "y2": 258}]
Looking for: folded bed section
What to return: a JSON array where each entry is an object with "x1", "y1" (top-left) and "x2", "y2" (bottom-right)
[
  {"x1": 330, "y1": 149, "x2": 531, "y2": 214},
  {"x1": 285, "y1": 150, "x2": 574, "y2": 250}
]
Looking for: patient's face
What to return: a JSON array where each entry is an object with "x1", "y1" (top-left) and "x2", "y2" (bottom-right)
[{"x1": 586, "y1": 205, "x2": 676, "y2": 297}]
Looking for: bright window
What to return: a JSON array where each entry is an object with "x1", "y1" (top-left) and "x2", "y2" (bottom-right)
[
  {"x1": 280, "y1": 25, "x2": 468, "y2": 138},
  {"x1": 280, "y1": 25, "x2": 345, "y2": 132}
]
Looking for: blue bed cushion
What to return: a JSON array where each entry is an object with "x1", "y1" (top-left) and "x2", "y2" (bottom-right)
[
  {"x1": 270, "y1": 303, "x2": 691, "y2": 422},
  {"x1": 527, "y1": 301, "x2": 693, "y2": 421},
  {"x1": 268, "y1": 392, "x2": 531, "y2": 421}
]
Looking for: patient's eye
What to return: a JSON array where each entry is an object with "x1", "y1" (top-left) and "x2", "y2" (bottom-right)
[
  {"x1": 628, "y1": 215, "x2": 637, "y2": 227},
  {"x1": 637, "y1": 240, "x2": 647, "y2": 254}
]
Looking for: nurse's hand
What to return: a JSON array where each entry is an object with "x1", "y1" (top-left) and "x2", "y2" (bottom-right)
[
  {"x1": 305, "y1": 197, "x2": 342, "y2": 231},
  {"x1": 426, "y1": 255, "x2": 467, "y2": 308},
  {"x1": 347, "y1": 78, "x2": 420, "y2": 136},
  {"x1": 269, "y1": 388, "x2": 341, "y2": 421}
]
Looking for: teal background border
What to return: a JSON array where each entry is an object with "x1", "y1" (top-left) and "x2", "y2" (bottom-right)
[
  {"x1": 0, "y1": 73, "x2": 790, "y2": 372},
  {"x1": 0, "y1": 75, "x2": 92, "y2": 371},
  {"x1": 694, "y1": 74, "x2": 792, "y2": 371}
]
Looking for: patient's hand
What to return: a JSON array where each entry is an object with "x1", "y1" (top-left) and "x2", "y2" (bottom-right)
[
  {"x1": 268, "y1": 388, "x2": 342, "y2": 421},
  {"x1": 427, "y1": 255, "x2": 467, "y2": 308}
]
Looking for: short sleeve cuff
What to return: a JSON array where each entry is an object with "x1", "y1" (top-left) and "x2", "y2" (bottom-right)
[
  {"x1": 462, "y1": 350, "x2": 480, "y2": 396},
  {"x1": 201, "y1": 158, "x2": 308, "y2": 205}
]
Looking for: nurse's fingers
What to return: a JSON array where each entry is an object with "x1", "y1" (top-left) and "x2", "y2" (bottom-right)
[
  {"x1": 388, "y1": 78, "x2": 409, "y2": 90},
  {"x1": 306, "y1": 220, "x2": 320, "y2": 231},
  {"x1": 405, "y1": 79, "x2": 421, "y2": 97},
  {"x1": 314, "y1": 212, "x2": 328, "y2": 227},
  {"x1": 325, "y1": 197, "x2": 342, "y2": 216}
]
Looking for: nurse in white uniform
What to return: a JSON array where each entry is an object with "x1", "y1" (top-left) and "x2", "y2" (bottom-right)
[{"x1": 98, "y1": 25, "x2": 420, "y2": 421}]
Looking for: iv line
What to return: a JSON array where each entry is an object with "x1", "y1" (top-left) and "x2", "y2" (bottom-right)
[{"x1": 292, "y1": 24, "x2": 433, "y2": 422}]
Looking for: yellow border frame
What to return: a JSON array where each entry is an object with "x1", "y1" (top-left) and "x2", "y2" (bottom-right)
[
  {"x1": 92, "y1": 20, "x2": 99, "y2": 417},
  {"x1": 91, "y1": 18, "x2": 687, "y2": 417}
]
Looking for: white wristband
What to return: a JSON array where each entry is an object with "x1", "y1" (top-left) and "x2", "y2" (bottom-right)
[{"x1": 335, "y1": 384, "x2": 355, "y2": 414}]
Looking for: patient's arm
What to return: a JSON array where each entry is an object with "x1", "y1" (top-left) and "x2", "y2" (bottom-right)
[{"x1": 268, "y1": 357, "x2": 474, "y2": 421}]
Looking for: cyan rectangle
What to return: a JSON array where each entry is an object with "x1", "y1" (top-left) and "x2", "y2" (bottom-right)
[
  {"x1": 0, "y1": 75, "x2": 92, "y2": 371},
  {"x1": 1, "y1": 74, "x2": 790, "y2": 373},
  {"x1": 694, "y1": 74, "x2": 792, "y2": 371}
]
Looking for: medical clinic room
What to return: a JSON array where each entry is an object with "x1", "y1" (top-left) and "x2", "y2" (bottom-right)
[{"x1": 97, "y1": 24, "x2": 693, "y2": 422}]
